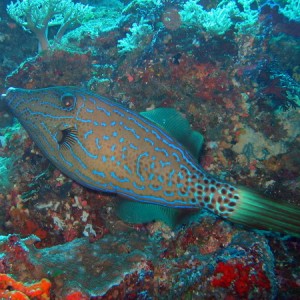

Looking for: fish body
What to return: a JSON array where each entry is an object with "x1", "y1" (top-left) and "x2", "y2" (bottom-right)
[
  {"x1": 2, "y1": 87, "x2": 300, "y2": 236},
  {"x1": 2, "y1": 87, "x2": 237, "y2": 217}
]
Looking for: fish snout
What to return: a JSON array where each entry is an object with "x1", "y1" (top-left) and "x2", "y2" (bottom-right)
[
  {"x1": 6, "y1": 87, "x2": 17, "y2": 93},
  {"x1": 0, "y1": 88, "x2": 17, "y2": 126},
  {"x1": 1, "y1": 87, "x2": 31, "y2": 113},
  {"x1": 1, "y1": 87, "x2": 16, "y2": 98},
  {"x1": 0, "y1": 87, "x2": 16, "y2": 110},
  {"x1": 1, "y1": 87, "x2": 18, "y2": 106},
  {"x1": 0, "y1": 93, "x2": 6, "y2": 109}
]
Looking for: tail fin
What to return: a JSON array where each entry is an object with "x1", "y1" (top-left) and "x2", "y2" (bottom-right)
[{"x1": 228, "y1": 186, "x2": 300, "y2": 237}]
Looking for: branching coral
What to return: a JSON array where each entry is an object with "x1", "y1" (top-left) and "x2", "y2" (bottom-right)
[
  {"x1": 180, "y1": 0, "x2": 259, "y2": 35},
  {"x1": 122, "y1": 0, "x2": 163, "y2": 14},
  {"x1": 117, "y1": 18, "x2": 153, "y2": 54},
  {"x1": 7, "y1": 0, "x2": 95, "y2": 52},
  {"x1": 180, "y1": 0, "x2": 237, "y2": 35},
  {"x1": 279, "y1": 0, "x2": 300, "y2": 22}
]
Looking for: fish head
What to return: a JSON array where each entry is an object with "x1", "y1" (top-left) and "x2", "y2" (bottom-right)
[{"x1": 2, "y1": 86, "x2": 85, "y2": 165}]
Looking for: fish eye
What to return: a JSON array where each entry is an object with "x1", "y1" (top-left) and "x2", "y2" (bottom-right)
[{"x1": 61, "y1": 93, "x2": 76, "y2": 110}]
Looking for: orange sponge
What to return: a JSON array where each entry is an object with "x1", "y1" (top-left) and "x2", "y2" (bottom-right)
[{"x1": 0, "y1": 274, "x2": 51, "y2": 300}]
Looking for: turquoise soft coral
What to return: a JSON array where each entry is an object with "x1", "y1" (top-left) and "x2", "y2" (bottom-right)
[{"x1": 7, "y1": 0, "x2": 94, "y2": 52}]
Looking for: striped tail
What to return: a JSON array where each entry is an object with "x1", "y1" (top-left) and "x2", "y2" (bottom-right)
[{"x1": 227, "y1": 186, "x2": 300, "y2": 237}]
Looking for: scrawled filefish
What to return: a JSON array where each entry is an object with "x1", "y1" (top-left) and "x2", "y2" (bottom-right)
[{"x1": 1, "y1": 87, "x2": 300, "y2": 236}]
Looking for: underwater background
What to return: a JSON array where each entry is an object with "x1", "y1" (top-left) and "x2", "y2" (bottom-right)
[{"x1": 0, "y1": 0, "x2": 299, "y2": 299}]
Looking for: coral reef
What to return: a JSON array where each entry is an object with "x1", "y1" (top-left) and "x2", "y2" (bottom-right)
[
  {"x1": 7, "y1": 0, "x2": 95, "y2": 52},
  {"x1": 0, "y1": 0, "x2": 299, "y2": 298},
  {"x1": 180, "y1": 0, "x2": 258, "y2": 35},
  {"x1": 0, "y1": 220, "x2": 278, "y2": 298},
  {"x1": 117, "y1": 18, "x2": 153, "y2": 54}
]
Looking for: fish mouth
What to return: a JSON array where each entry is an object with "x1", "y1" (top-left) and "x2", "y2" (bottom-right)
[
  {"x1": 2, "y1": 87, "x2": 16, "y2": 97},
  {"x1": 0, "y1": 93, "x2": 6, "y2": 109},
  {"x1": 1, "y1": 91, "x2": 8, "y2": 102},
  {"x1": 0, "y1": 87, "x2": 14, "y2": 110},
  {"x1": 1, "y1": 87, "x2": 16, "y2": 102},
  {"x1": 0, "y1": 88, "x2": 17, "y2": 122},
  {"x1": 1, "y1": 87, "x2": 28, "y2": 111}
]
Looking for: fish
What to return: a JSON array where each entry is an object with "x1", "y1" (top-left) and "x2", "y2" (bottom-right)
[{"x1": 1, "y1": 86, "x2": 300, "y2": 236}]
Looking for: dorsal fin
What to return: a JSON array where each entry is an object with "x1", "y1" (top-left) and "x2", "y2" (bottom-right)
[{"x1": 140, "y1": 108, "x2": 204, "y2": 160}]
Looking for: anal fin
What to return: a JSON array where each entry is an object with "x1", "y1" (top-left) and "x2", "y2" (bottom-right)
[{"x1": 115, "y1": 199, "x2": 198, "y2": 228}]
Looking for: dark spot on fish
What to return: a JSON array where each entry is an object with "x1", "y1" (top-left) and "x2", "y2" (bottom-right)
[
  {"x1": 180, "y1": 187, "x2": 187, "y2": 194},
  {"x1": 190, "y1": 187, "x2": 196, "y2": 193},
  {"x1": 207, "y1": 204, "x2": 214, "y2": 210},
  {"x1": 219, "y1": 206, "x2": 225, "y2": 212},
  {"x1": 221, "y1": 188, "x2": 227, "y2": 195}
]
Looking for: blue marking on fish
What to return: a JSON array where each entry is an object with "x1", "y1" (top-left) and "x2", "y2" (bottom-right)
[{"x1": 2, "y1": 87, "x2": 241, "y2": 215}]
